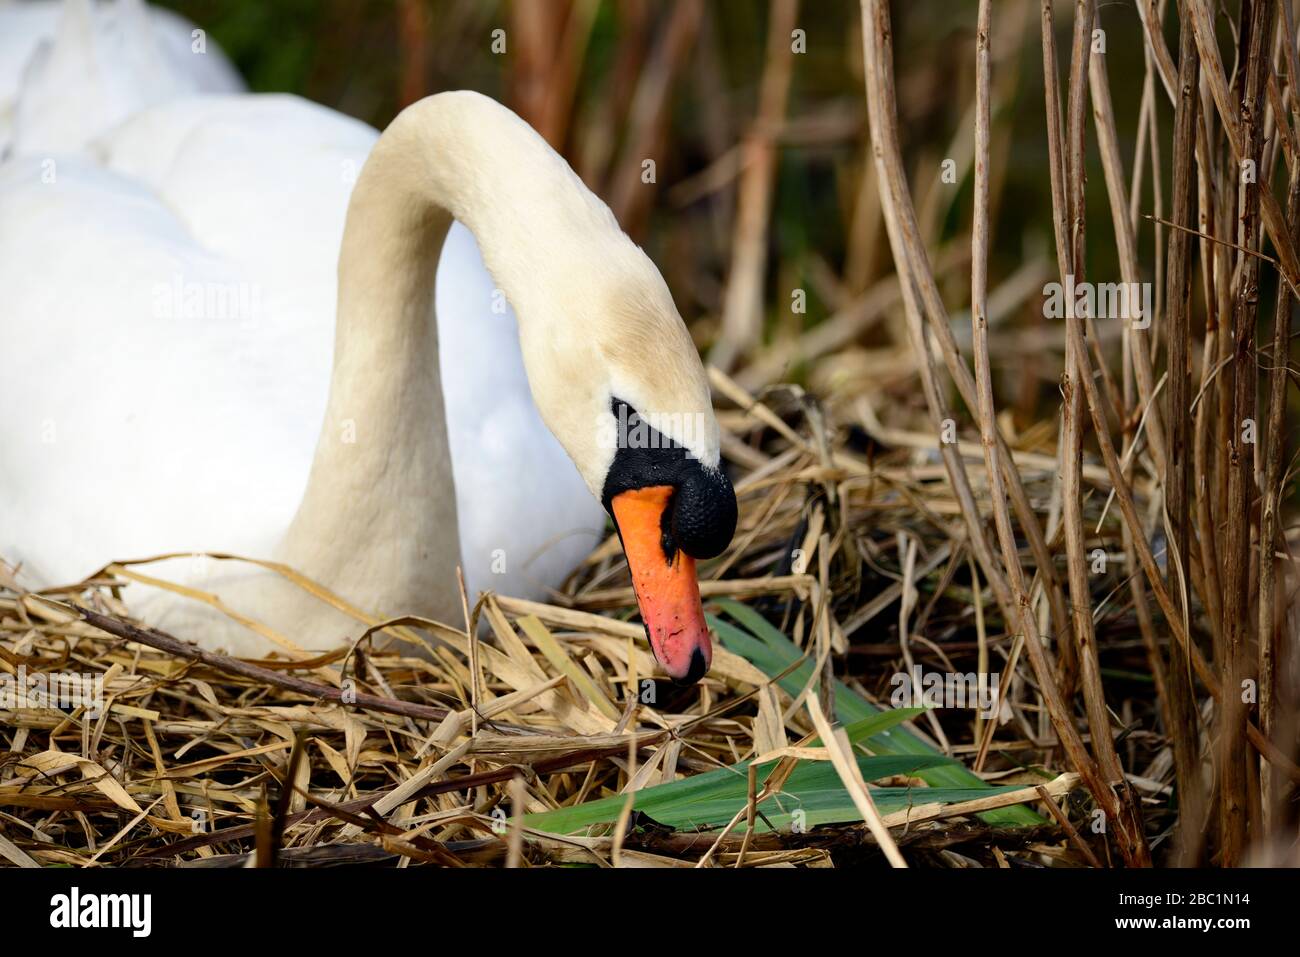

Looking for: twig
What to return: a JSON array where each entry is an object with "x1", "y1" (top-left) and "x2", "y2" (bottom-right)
[
  {"x1": 60, "y1": 601, "x2": 454, "y2": 724},
  {"x1": 1162, "y1": 0, "x2": 1208, "y2": 867},
  {"x1": 1257, "y1": 163, "x2": 1299, "y2": 838},
  {"x1": 1034, "y1": 783, "x2": 1103, "y2": 867},
  {"x1": 1055, "y1": 0, "x2": 1150, "y2": 866},
  {"x1": 1218, "y1": 0, "x2": 1272, "y2": 867}
]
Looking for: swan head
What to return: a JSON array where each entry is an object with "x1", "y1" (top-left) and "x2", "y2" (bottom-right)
[{"x1": 513, "y1": 244, "x2": 737, "y2": 685}]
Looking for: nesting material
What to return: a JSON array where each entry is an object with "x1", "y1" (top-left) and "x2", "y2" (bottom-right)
[{"x1": 1, "y1": 367, "x2": 1148, "y2": 869}]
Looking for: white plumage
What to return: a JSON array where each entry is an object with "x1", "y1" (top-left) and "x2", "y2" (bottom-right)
[
  {"x1": 1, "y1": 5, "x2": 617, "y2": 653},
  {"x1": 0, "y1": 0, "x2": 244, "y2": 154}
]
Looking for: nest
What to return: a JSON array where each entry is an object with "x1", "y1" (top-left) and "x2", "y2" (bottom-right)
[{"x1": 0, "y1": 367, "x2": 1160, "y2": 869}]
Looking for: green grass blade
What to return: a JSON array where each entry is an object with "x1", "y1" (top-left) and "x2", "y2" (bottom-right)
[
  {"x1": 709, "y1": 599, "x2": 1043, "y2": 826},
  {"x1": 526, "y1": 601, "x2": 1044, "y2": 837},
  {"x1": 526, "y1": 751, "x2": 974, "y2": 835}
]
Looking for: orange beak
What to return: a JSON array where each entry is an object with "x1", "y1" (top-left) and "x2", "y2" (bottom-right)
[{"x1": 610, "y1": 485, "x2": 712, "y2": 684}]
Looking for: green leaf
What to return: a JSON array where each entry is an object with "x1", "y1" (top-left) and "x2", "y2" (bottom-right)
[
  {"x1": 527, "y1": 751, "x2": 972, "y2": 835},
  {"x1": 526, "y1": 602, "x2": 1045, "y2": 837},
  {"x1": 709, "y1": 599, "x2": 1043, "y2": 827}
]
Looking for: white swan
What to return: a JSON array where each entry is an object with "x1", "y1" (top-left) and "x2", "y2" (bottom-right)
[{"x1": 0, "y1": 76, "x2": 736, "y2": 680}]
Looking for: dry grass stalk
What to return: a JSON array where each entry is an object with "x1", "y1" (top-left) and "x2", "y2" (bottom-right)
[
  {"x1": 863, "y1": 4, "x2": 1077, "y2": 675},
  {"x1": 1259, "y1": 160, "x2": 1300, "y2": 840},
  {"x1": 1161, "y1": 0, "x2": 1208, "y2": 866},
  {"x1": 1217, "y1": 0, "x2": 1272, "y2": 866},
  {"x1": 1054, "y1": 0, "x2": 1150, "y2": 865},
  {"x1": 860, "y1": 0, "x2": 1156, "y2": 865}
]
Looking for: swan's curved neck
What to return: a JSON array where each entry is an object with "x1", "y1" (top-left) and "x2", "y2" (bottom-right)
[{"x1": 279, "y1": 92, "x2": 622, "y2": 619}]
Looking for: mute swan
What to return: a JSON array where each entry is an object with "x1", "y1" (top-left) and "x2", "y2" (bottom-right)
[{"x1": 0, "y1": 85, "x2": 737, "y2": 683}]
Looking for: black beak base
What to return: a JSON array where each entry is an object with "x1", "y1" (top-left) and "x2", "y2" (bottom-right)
[{"x1": 672, "y1": 646, "x2": 709, "y2": 686}]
